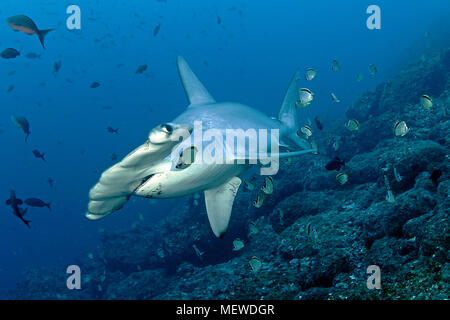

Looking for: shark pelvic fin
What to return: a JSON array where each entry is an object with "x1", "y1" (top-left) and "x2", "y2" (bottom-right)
[
  {"x1": 278, "y1": 70, "x2": 301, "y2": 130},
  {"x1": 177, "y1": 56, "x2": 216, "y2": 106},
  {"x1": 204, "y1": 176, "x2": 242, "y2": 238}
]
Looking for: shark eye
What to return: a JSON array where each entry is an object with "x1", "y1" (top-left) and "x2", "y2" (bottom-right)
[
  {"x1": 160, "y1": 124, "x2": 173, "y2": 134},
  {"x1": 149, "y1": 124, "x2": 174, "y2": 144}
]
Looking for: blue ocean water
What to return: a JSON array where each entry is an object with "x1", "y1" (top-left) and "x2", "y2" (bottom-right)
[{"x1": 0, "y1": 0, "x2": 448, "y2": 296}]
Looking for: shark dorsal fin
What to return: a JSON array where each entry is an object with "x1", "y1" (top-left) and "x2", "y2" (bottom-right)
[
  {"x1": 278, "y1": 70, "x2": 300, "y2": 130},
  {"x1": 177, "y1": 56, "x2": 216, "y2": 106},
  {"x1": 204, "y1": 176, "x2": 241, "y2": 238}
]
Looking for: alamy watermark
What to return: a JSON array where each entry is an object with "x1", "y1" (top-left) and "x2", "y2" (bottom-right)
[
  {"x1": 66, "y1": 5, "x2": 81, "y2": 30},
  {"x1": 366, "y1": 5, "x2": 381, "y2": 30},
  {"x1": 167, "y1": 121, "x2": 280, "y2": 175},
  {"x1": 66, "y1": 265, "x2": 81, "y2": 290},
  {"x1": 367, "y1": 265, "x2": 381, "y2": 289}
]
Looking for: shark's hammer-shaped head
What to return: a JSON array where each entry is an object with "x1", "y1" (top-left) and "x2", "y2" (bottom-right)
[{"x1": 86, "y1": 56, "x2": 316, "y2": 239}]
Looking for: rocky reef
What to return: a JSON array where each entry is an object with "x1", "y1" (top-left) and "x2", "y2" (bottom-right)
[{"x1": 7, "y1": 48, "x2": 449, "y2": 300}]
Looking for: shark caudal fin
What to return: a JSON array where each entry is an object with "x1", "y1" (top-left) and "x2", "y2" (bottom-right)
[
  {"x1": 278, "y1": 70, "x2": 311, "y2": 150},
  {"x1": 177, "y1": 56, "x2": 216, "y2": 106}
]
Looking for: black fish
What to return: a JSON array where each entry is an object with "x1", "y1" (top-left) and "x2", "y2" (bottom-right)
[
  {"x1": 0, "y1": 48, "x2": 20, "y2": 59},
  {"x1": 153, "y1": 23, "x2": 161, "y2": 36},
  {"x1": 32, "y1": 149, "x2": 46, "y2": 162},
  {"x1": 135, "y1": 64, "x2": 147, "y2": 74},
  {"x1": 25, "y1": 198, "x2": 51, "y2": 211},
  {"x1": 107, "y1": 126, "x2": 119, "y2": 134},
  {"x1": 54, "y1": 60, "x2": 62, "y2": 73},
  {"x1": 48, "y1": 177, "x2": 54, "y2": 188},
  {"x1": 90, "y1": 82, "x2": 100, "y2": 88},
  {"x1": 314, "y1": 116, "x2": 323, "y2": 130},
  {"x1": 429, "y1": 169, "x2": 442, "y2": 185},
  {"x1": 6, "y1": 190, "x2": 30, "y2": 228},
  {"x1": 325, "y1": 157, "x2": 345, "y2": 171},
  {"x1": 25, "y1": 52, "x2": 41, "y2": 59},
  {"x1": 217, "y1": 16, "x2": 222, "y2": 24},
  {"x1": 11, "y1": 115, "x2": 30, "y2": 142},
  {"x1": 1, "y1": 48, "x2": 20, "y2": 59}
]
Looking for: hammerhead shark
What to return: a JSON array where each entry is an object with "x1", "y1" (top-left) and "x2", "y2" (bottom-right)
[{"x1": 87, "y1": 56, "x2": 315, "y2": 238}]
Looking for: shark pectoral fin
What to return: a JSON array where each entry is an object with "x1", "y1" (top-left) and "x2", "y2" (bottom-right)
[
  {"x1": 204, "y1": 176, "x2": 242, "y2": 238},
  {"x1": 177, "y1": 56, "x2": 216, "y2": 106}
]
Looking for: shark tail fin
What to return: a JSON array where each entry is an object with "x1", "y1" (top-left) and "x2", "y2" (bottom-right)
[
  {"x1": 177, "y1": 56, "x2": 215, "y2": 106},
  {"x1": 278, "y1": 70, "x2": 311, "y2": 150}
]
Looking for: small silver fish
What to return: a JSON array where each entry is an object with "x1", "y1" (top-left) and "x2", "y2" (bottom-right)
[{"x1": 305, "y1": 68, "x2": 317, "y2": 81}]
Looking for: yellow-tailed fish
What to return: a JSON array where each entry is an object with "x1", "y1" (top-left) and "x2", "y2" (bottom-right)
[
  {"x1": 296, "y1": 88, "x2": 314, "y2": 107},
  {"x1": 252, "y1": 192, "x2": 266, "y2": 208},
  {"x1": 244, "y1": 179, "x2": 256, "y2": 191},
  {"x1": 346, "y1": 119, "x2": 360, "y2": 131},
  {"x1": 232, "y1": 238, "x2": 245, "y2": 251},
  {"x1": 298, "y1": 125, "x2": 313, "y2": 139},
  {"x1": 420, "y1": 94, "x2": 433, "y2": 109},
  {"x1": 336, "y1": 172, "x2": 348, "y2": 185},
  {"x1": 249, "y1": 256, "x2": 262, "y2": 272},
  {"x1": 261, "y1": 176, "x2": 274, "y2": 195},
  {"x1": 249, "y1": 222, "x2": 259, "y2": 236},
  {"x1": 305, "y1": 68, "x2": 317, "y2": 81},
  {"x1": 394, "y1": 121, "x2": 410, "y2": 137}
]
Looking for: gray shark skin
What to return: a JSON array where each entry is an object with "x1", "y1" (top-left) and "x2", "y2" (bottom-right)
[{"x1": 87, "y1": 56, "x2": 315, "y2": 238}]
